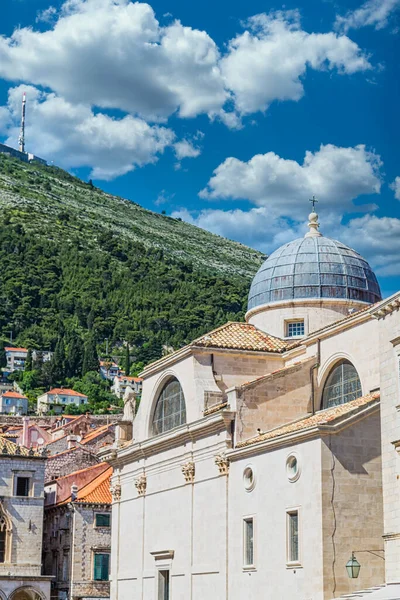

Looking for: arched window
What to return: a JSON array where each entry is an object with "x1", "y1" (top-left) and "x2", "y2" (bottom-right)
[
  {"x1": 0, "y1": 508, "x2": 10, "y2": 563},
  {"x1": 322, "y1": 360, "x2": 362, "y2": 409},
  {"x1": 152, "y1": 379, "x2": 186, "y2": 435}
]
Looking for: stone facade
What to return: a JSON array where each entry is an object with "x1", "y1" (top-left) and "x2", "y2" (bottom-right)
[
  {"x1": 43, "y1": 504, "x2": 111, "y2": 600},
  {"x1": 0, "y1": 441, "x2": 52, "y2": 600}
]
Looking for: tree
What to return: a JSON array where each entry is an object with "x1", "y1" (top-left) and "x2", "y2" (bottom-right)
[
  {"x1": 66, "y1": 331, "x2": 83, "y2": 378},
  {"x1": 82, "y1": 333, "x2": 98, "y2": 375},
  {"x1": 25, "y1": 349, "x2": 33, "y2": 371},
  {"x1": 124, "y1": 343, "x2": 131, "y2": 376},
  {"x1": 51, "y1": 337, "x2": 66, "y2": 384}
]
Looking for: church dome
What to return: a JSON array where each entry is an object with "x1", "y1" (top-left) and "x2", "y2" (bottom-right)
[{"x1": 248, "y1": 215, "x2": 382, "y2": 313}]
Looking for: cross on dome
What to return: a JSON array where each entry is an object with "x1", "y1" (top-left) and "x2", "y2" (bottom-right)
[{"x1": 305, "y1": 195, "x2": 322, "y2": 238}]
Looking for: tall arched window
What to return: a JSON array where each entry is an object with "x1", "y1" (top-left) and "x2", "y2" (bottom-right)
[
  {"x1": 152, "y1": 379, "x2": 186, "y2": 435},
  {"x1": 322, "y1": 360, "x2": 362, "y2": 409},
  {"x1": 0, "y1": 509, "x2": 10, "y2": 563}
]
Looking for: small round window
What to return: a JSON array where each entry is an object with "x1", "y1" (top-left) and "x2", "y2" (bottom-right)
[
  {"x1": 286, "y1": 454, "x2": 300, "y2": 482},
  {"x1": 243, "y1": 466, "x2": 256, "y2": 492}
]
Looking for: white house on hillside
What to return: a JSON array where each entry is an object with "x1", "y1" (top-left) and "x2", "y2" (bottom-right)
[
  {"x1": 4, "y1": 347, "x2": 28, "y2": 373},
  {"x1": 111, "y1": 375, "x2": 142, "y2": 399},
  {"x1": 0, "y1": 390, "x2": 28, "y2": 415},
  {"x1": 37, "y1": 388, "x2": 88, "y2": 414}
]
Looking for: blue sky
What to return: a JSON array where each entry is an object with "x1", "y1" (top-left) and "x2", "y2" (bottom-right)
[{"x1": 1, "y1": 0, "x2": 399, "y2": 297}]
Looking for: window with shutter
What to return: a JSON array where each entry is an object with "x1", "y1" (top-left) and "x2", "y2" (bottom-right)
[
  {"x1": 95, "y1": 513, "x2": 111, "y2": 527},
  {"x1": 93, "y1": 553, "x2": 110, "y2": 581}
]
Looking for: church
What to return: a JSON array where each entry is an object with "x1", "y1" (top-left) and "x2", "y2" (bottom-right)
[{"x1": 100, "y1": 208, "x2": 400, "y2": 600}]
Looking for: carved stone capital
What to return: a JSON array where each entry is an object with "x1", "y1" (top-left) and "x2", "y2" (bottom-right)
[
  {"x1": 135, "y1": 474, "x2": 147, "y2": 496},
  {"x1": 181, "y1": 461, "x2": 195, "y2": 483},
  {"x1": 110, "y1": 481, "x2": 121, "y2": 502},
  {"x1": 215, "y1": 453, "x2": 229, "y2": 475}
]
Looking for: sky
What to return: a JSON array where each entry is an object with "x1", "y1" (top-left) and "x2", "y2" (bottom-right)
[{"x1": 0, "y1": 0, "x2": 399, "y2": 297}]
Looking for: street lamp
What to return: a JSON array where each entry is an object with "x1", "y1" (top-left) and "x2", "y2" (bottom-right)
[
  {"x1": 346, "y1": 553, "x2": 361, "y2": 579},
  {"x1": 346, "y1": 550, "x2": 384, "y2": 579}
]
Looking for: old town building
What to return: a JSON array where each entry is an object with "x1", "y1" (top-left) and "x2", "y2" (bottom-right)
[
  {"x1": 100, "y1": 210, "x2": 400, "y2": 600},
  {"x1": 0, "y1": 436, "x2": 51, "y2": 600},
  {"x1": 43, "y1": 463, "x2": 112, "y2": 600}
]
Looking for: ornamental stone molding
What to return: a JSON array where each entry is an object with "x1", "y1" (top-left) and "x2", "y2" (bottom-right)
[
  {"x1": 215, "y1": 453, "x2": 230, "y2": 475},
  {"x1": 110, "y1": 480, "x2": 121, "y2": 502},
  {"x1": 373, "y1": 297, "x2": 400, "y2": 319},
  {"x1": 135, "y1": 474, "x2": 147, "y2": 496},
  {"x1": 181, "y1": 461, "x2": 195, "y2": 483}
]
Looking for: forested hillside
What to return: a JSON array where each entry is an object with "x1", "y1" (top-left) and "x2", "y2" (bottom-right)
[{"x1": 0, "y1": 154, "x2": 264, "y2": 376}]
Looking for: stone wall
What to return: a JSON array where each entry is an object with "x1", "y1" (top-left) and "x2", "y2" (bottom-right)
[
  {"x1": 45, "y1": 447, "x2": 99, "y2": 482},
  {"x1": 235, "y1": 359, "x2": 314, "y2": 442},
  {"x1": 321, "y1": 411, "x2": 384, "y2": 599}
]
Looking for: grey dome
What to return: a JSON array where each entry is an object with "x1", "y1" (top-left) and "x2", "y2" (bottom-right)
[{"x1": 248, "y1": 235, "x2": 382, "y2": 312}]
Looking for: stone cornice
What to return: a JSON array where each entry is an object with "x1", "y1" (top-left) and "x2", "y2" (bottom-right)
[
  {"x1": 245, "y1": 297, "x2": 369, "y2": 322},
  {"x1": 371, "y1": 292, "x2": 400, "y2": 320},
  {"x1": 98, "y1": 411, "x2": 235, "y2": 467}
]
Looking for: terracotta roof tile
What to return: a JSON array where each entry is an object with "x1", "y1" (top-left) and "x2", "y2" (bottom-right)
[
  {"x1": 45, "y1": 388, "x2": 88, "y2": 398},
  {"x1": 4, "y1": 347, "x2": 28, "y2": 352},
  {"x1": 236, "y1": 391, "x2": 380, "y2": 448},
  {"x1": 80, "y1": 424, "x2": 113, "y2": 444},
  {"x1": 1, "y1": 391, "x2": 28, "y2": 399},
  {"x1": 0, "y1": 436, "x2": 43, "y2": 457},
  {"x1": 193, "y1": 322, "x2": 296, "y2": 353},
  {"x1": 75, "y1": 468, "x2": 112, "y2": 504}
]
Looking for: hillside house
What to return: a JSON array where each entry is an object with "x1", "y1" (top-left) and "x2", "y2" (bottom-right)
[
  {"x1": 111, "y1": 375, "x2": 142, "y2": 399},
  {"x1": 0, "y1": 436, "x2": 52, "y2": 600},
  {"x1": 99, "y1": 361, "x2": 120, "y2": 381},
  {"x1": 0, "y1": 390, "x2": 28, "y2": 415},
  {"x1": 4, "y1": 347, "x2": 28, "y2": 373},
  {"x1": 37, "y1": 388, "x2": 89, "y2": 415},
  {"x1": 43, "y1": 463, "x2": 112, "y2": 600}
]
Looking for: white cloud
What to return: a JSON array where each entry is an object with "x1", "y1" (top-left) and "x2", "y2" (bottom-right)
[
  {"x1": 390, "y1": 176, "x2": 400, "y2": 200},
  {"x1": 0, "y1": 2, "x2": 370, "y2": 124},
  {"x1": 174, "y1": 139, "x2": 201, "y2": 160},
  {"x1": 0, "y1": 85, "x2": 175, "y2": 179},
  {"x1": 0, "y1": 0, "x2": 227, "y2": 122},
  {"x1": 36, "y1": 6, "x2": 57, "y2": 23},
  {"x1": 200, "y1": 144, "x2": 382, "y2": 219},
  {"x1": 220, "y1": 11, "x2": 371, "y2": 115},
  {"x1": 335, "y1": 0, "x2": 400, "y2": 33}
]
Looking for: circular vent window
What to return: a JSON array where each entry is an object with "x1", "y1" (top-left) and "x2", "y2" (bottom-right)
[
  {"x1": 286, "y1": 454, "x2": 300, "y2": 482},
  {"x1": 243, "y1": 466, "x2": 256, "y2": 492}
]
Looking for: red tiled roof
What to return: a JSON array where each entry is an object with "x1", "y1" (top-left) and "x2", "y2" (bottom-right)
[
  {"x1": 80, "y1": 424, "x2": 113, "y2": 444},
  {"x1": 75, "y1": 467, "x2": 112, "y2": 504},
  {"x1": 193, "y1": 322, "x2": 296, "y2": 353},
  {"x1": 2, "y1": 391, "x2": 27, "y2": 399},
  {"x1": 0, "y1": 435, "x2": 42, "y2": 457},
  {"x1": 4, "y1": 347, "x2": 28, "y2": 352},
  {"x1": 236, "y1": 391, "x2": 380, "y2": 448},
  {"x1": 46, "y1": 388, "x2": 88, "y2": 398},
  {"x1": 118, "y1": 376, "x2": 142, "y2": 382}
]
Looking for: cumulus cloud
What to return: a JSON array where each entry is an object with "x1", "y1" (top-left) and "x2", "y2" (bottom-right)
[
  {"x1": 0, "y1": 85, "x2": 175, "y2": 179},
  {"x1": 220, "y1": 11, "x2": 371, "y2": 115},
  {"x1": 335, "y1": 0, "x2": 400, "y2": 33},
  {"x1": 0, "y1": 0, "x2": 227, "y2": 121},
  {"x1": 174, "y1": 139, "x2": 201, "y2": 160},
  {"x1": 390, "y1": 176, "x2": 400, "y2": 200},
  {"x1": 0, "y1": 1, "x2": 370, "y2": 124},
  {"x1": 200, "y1": 144, "x2": 382, "y2": 219}
]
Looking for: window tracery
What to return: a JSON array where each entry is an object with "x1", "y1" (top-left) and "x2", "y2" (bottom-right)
[
  {"x1": 152, "y1": 379, "x2": 186, "y2": 435},
  {"x1": 322, "y1": 360, "x2": 361, "y2": 409}
]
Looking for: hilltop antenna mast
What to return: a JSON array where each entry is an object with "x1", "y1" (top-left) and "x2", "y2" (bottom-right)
[{"x1": 18, "y1": 92, "x2": 26, "y2": 153}]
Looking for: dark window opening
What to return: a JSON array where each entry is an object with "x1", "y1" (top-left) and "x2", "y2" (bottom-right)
[
  {"x1": 0, "y1": 530, "x2": 5, "y2": 562},
  {"x1": 158, "y1": 570, "x2": 170, "y2": 600},
  {"x1": 95, "y1": 513, "x2": 110, "y2": 527},
  {"x1": 16, "y1": 476, "x2": 30, "y2": 497}
]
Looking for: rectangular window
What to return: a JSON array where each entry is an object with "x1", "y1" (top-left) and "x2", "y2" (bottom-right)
[
  {"x1": 243, "y1": 517, "x2": 254, "y2": 568},
  {"x1": 0, "y1": 530, "x2": 6, "y2": 562},
  {"x1": 286, "y1": 320, "x2": 305, "y2": 338},
  {"x1": 95, "y1": 513, "x2": 110, "y2": 528},
  {"x1": 62, "y1": 553, "x2": 69, "y2": 581},
  {"x1": 93, "y1": 553, "x2": 110, "y2": 581},
  {"x1": 16, "y1": 476, "x2": 30, "y2": 497},
  {"x1": 158, "y1": 570, "x2": 170, "y2": 600},
  {"x1": 287, "y1": 510, "x2": 300, "y2": 565}
]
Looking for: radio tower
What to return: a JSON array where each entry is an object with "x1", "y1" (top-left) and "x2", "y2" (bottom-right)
[{"x1": 18, "y1": 92, "x2": 26, "y2": 153}]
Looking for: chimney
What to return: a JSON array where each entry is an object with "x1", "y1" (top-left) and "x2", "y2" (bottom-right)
[
  {"x1": 70, "y1": 483, "x2": 78, "y2": 502},
  {"x1": 67, "y1": 435, "x2": 78, "y2": 449},
  {"x1": 22, "y1": 416, "x2": 30, "y2": 448}
]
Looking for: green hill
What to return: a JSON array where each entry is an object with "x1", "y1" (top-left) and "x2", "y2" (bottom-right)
[{"x1": 0, "y1": 153, "x2": 264, "y2": 369}]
